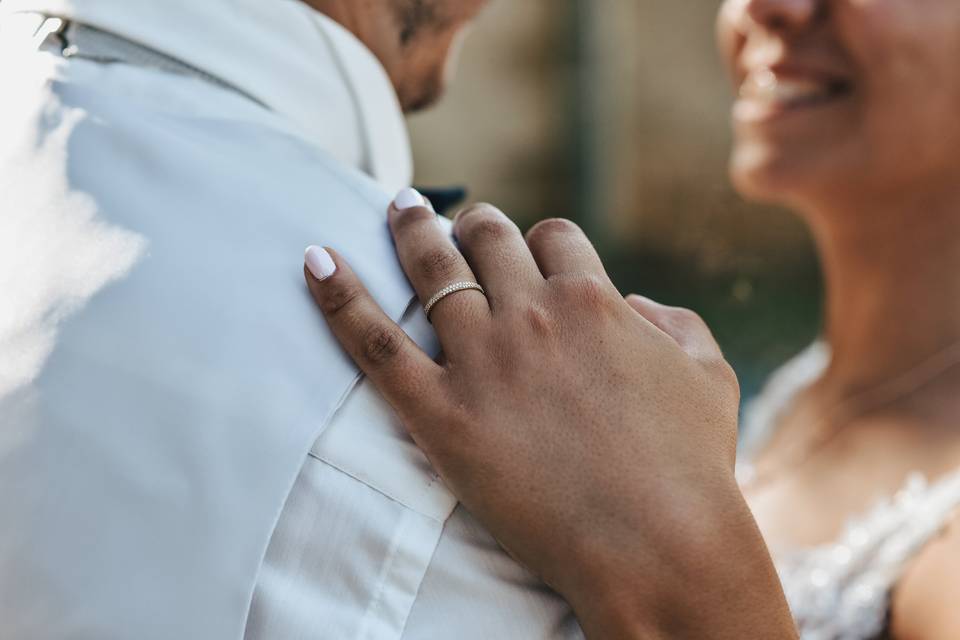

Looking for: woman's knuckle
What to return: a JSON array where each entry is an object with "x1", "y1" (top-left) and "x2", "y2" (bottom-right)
[
  {"x1": 462, "y1": 215, "x2": 510, "y2": 244},
  {"x1": 522, "y1": 304, "x2": 556, "y2": 338},
  {"x1": 526, "y1": 218, "x2": 582, "y2": 245},
  {"x1": 361, "y1": 324, "x2": 405, "y2": 366},
  {"x1": 580, "y1": 278, "x2": 615, "y2": 311},
  {"x1": 553, "y1": 273, "x2": 615, "y2": 311},
  {"x1": 416, "y1": 246, "x2": 463, "y2": 281},
  {"x1": 320, "y1": 280, "x2": 362, "y2": 317},
  {"x1": 460, "y1": 208, "x2": 512, "y2": 244}
]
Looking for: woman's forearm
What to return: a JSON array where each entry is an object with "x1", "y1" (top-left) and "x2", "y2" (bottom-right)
[{"x1": 568, "y1": 484, "x2": 798, "y2": 640}]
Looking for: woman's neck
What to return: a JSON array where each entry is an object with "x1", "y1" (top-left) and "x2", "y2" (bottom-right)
[{"x1": 808, "y1": 185, "x2": 960, "y2": 399}]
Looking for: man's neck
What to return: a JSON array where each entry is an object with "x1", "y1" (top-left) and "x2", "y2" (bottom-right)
[
  {"x1": 300, "y1": 1, "x2": 361, "y2": 38},
  {"x1": 299, "y1": 0, "x2": 404, "y2": 99}
]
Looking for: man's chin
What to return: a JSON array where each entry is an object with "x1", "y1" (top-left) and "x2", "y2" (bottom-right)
[{"x1": 400, "y1": 79, "x2": 446, "y2": 114}]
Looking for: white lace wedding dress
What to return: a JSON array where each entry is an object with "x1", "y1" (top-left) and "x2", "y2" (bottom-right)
[{"x1": 737, "y1": 343, "x2": 960, "y2": 640}]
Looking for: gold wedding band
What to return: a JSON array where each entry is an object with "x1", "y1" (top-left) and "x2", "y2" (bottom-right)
[{"x1": 423, "y1": 281, "x2": 486, "y2": 320}]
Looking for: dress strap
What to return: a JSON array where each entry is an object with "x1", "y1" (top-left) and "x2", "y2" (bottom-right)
[
  {"x1": 738, "y1": 342, "x2": 831, "y2": 459},
  {"x1": 870, "y1": 469, "x2": 960, "y2": 582}
]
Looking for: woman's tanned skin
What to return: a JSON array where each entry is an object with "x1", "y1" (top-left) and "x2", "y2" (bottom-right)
[
  {"x1": 301, "y1": 0, "x2": 960, "y2": 636},
  {"x1": 720, "y1": 1, "x2": 960, "y2": 636},
  {"x1": 303, "y1": 199, "x2": 797, "y2": 639}
]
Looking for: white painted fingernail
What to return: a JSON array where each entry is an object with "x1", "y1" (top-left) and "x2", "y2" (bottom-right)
[
  {"x1": 393, "y1": 187, "x2": 425, "y2": 211},
  {"x1": 305, "y1": 246, "x2": 336, "y2": 281}
]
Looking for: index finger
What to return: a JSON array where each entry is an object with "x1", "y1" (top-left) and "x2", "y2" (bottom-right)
[{"x1": 304, "y1": 245, "x2": 445, "y2": 419}]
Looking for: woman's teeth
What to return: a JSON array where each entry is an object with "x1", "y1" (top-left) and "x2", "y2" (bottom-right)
[{"x1": 740, "y1": 70, "x2": 840, "y2": 106}]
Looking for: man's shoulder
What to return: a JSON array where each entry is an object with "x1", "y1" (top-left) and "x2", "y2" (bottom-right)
[
  {"x1": 0, "y1": 53, "x2": 414, "y2": 373},
  {"x1": 2, "y1": 49, "x2": 388, "y2": 222},
  {"x1": 1, "y1": 53, "x2": 411, "y2": 347},
  {"x1": 0, "y1": 52, "x2": 423, "y2": 640}
]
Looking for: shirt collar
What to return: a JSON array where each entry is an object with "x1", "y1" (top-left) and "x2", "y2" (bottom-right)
[{"x1": 7, "y1": 0, "x2": 413, "y2": 192}]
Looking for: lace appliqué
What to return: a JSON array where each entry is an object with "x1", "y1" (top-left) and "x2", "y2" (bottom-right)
[
  {"x1": 775, "y1": 471, "x2": 960, "y2": 640},
  {"x1": 738, "y1": 343, "x2": 960, "y2": 639}
]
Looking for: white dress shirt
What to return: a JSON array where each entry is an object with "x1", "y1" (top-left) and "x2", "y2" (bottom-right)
[{"x1": 0, "y1": 2, "x2": 581, "y2": 638}]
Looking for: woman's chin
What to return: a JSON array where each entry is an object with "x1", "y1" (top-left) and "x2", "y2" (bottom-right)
[
  {"x1": 729, "y1": 164, "x2": 796, "y2": 207},
  {"x1": 729, "y1": 148, "x2": 824, "y2": 209}
]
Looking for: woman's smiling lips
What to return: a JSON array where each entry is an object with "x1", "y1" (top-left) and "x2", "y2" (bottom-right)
[{"x1": 734, "y1": 66, "x2": 854, "y2": 124}]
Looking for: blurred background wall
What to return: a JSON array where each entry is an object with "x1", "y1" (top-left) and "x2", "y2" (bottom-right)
[{"x1": 408, "y1": 0, "x2": 824, "y2": 397}]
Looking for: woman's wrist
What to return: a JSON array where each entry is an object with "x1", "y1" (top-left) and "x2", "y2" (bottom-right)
[{"x1": 562, "y1": 478, "x2": 798, "y2": 640}]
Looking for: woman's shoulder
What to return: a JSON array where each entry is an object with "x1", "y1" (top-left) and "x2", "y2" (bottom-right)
[{"x1": 891, "y1": 497, "x2": 960, "y2": 640}]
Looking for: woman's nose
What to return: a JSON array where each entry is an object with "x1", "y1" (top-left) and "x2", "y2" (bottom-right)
[{"x1": 741, "y1": 0, "x2": 821, "y2": 33}]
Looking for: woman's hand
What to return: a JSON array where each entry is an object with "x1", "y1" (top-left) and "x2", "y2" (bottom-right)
[{"x1": 303, "y1": 191, "x2": 796, "y2": 639}]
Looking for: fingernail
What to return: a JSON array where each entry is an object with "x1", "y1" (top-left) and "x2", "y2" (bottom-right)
[
  {"x1": 393, "y1": 187, "x2": 425, "y2": 211},
  {"x1": 305, "y1": 246, "x2": 336, "y2": 281}
]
